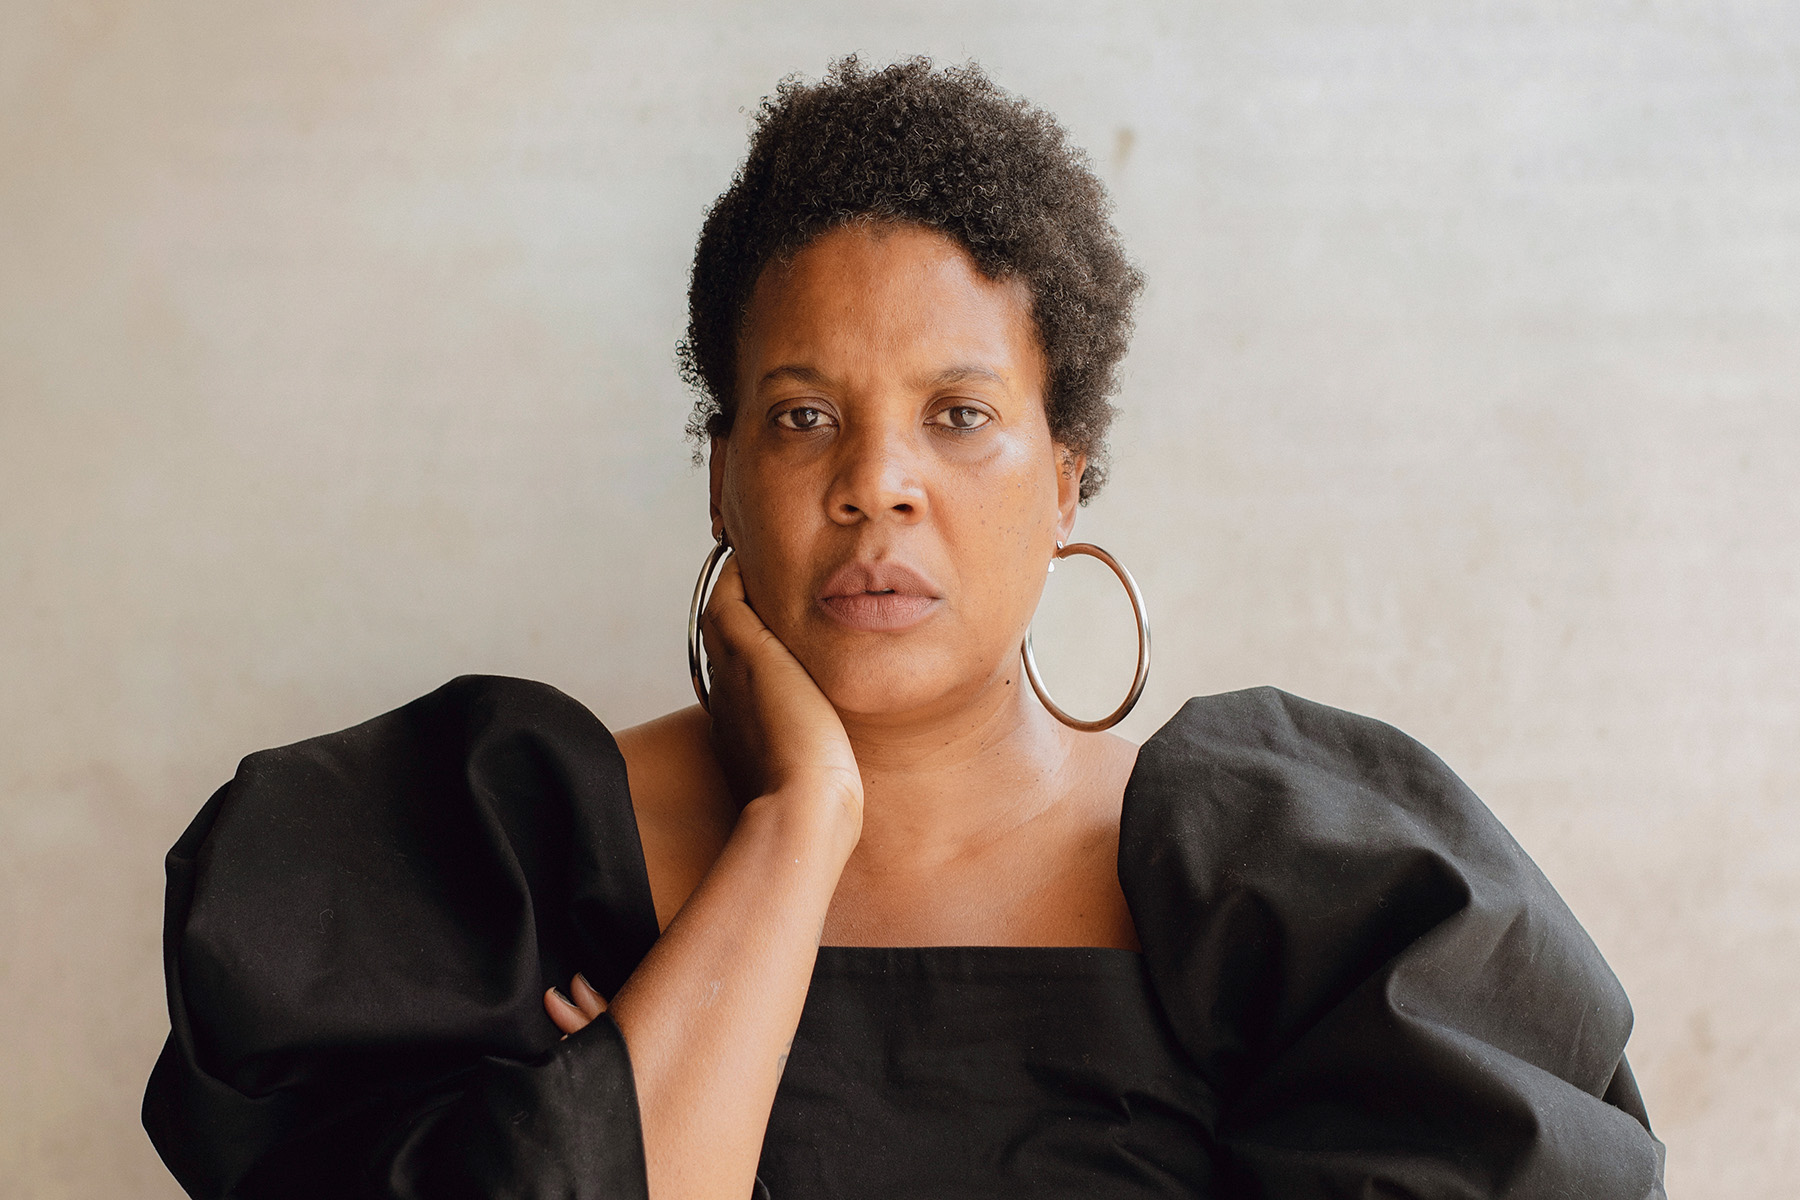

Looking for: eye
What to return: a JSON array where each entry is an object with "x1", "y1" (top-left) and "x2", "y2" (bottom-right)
[
  {"x1": 932, "y1": 405, "x2": 992, "y2": 431},
  {"x1": 774, "y1": 406, "x2": 832, "y2": 432}
]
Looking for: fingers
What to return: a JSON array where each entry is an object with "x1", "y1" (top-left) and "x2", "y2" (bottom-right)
[
  {"x1": 699, "y1": 556, "x2": 781, "y2": 731},
  {"x1": 570, "y1": 972, "x2": 607, "y2": 1019},
  {"x1": 696, "y1": 551, "x2": 860, "y2": 810},
  {"x1": 544, "y1": 987, "x2": 589, "y2": 1035},
  {"x1": 703, "y1": 557, "x2": 784, "y2": 658},
  {"x1": 543, "y1": 973, "x2": 607, "y2": 1036}
]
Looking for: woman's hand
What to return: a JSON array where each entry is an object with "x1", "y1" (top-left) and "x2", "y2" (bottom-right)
[
  {"x1": 700, "y1": 555, "x2": 863, "y2": 820},
  {"x1": 544, "y1": 973, "x2": 605, "y2": 1037},
  {"x1": 578, "y1": 552, "x2": 864, "y2": 1200}
]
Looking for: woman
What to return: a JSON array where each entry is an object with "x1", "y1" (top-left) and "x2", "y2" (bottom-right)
[{"x1": 144, "y1": 58, "x2": 1666, "y2": 1199}]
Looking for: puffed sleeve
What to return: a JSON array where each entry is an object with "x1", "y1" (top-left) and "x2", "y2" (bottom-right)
[
  {"x1": 1121, "y1": 687, "x2": 1667, "y2": 1199},
  {"x1": 142, "y1": 675, "x2": 663, "y2": 1199}
]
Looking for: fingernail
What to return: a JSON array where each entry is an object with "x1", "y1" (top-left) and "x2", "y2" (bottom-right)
[
  {"x1": 574, "y1": 973, "x2": 594, "y2": 994},
  {"x1": 551, "y1": 987, "x2": 572, "y2": 1006}
]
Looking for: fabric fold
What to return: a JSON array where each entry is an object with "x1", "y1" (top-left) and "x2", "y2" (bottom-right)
[
  {"x1": 1120, "y1": 686, "x2": 1666, "y2": 1198},
  {"x1": 146, "y1": 676, "x2": 1667, "y2": 1198},
  {"x1": 144, "y1": 676, "x2": 659, "y2": 1199}
]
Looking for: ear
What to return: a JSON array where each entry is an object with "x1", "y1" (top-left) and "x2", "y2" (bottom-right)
[
  {"x1": 707, "y1": 437, "x2": 728, "y2": 543},
  {"x1": 1054, "y1": 445, "x2": 1085, "y2": 543}
]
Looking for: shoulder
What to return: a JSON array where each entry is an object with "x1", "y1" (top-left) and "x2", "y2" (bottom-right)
[
  {"x1": 1121, "y1": 684, "x2": 1570, "y2": 950},
  {"x1": 177, "y1": 675, "x2": 660, "y2": 1009},
  {"x1": 1123, "y1": 685, "x2": 1508, "y2": 871},
  {"x1": 612, "y1": 704, "x2": 730, "y2": 826},
  {"x1": 218, "y1": 677, "x2": 734, "y2": 937},
  {"x1": 1119, "y1": 687, "x2": 1663, "y2": 1194},
  {"x1": 148, "y1": 677, "x2": 663, "y2": 1195},
  {"x1": 612, "y1": 706, "x2": 736, "y2": 931},
  {"x1": 1121, "y1": 684, "x2": 1635, "y2": 1092},
  {"x1": 208, "y1": 675, "x2": 635, "y2": 882},
  {"x1": 230, "y1": 673, "x2": 619, "y2": 798}
]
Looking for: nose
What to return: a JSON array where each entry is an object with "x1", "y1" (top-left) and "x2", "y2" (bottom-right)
[{"x1": 825, "y1": 420, "x2": 928, "y2": 526}]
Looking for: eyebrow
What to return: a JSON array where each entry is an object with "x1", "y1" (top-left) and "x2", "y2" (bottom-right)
[
  {"x1": 922, "y1": 365, "x2": 1007, "y2": 390},
  {"x1": 756, "y1": 364, "x2": 834, "y2": 390},
  {"x1": 754, "y1": 364, "x2": 1008, "y2": 391}
]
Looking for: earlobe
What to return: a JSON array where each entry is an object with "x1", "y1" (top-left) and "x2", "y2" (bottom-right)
[
  {"x1": 708, "y1": 437, "x2": 729, "y2": 541},
  {"x1": 1055, "y1": 446, "x2": 1086, "y2": 536}
]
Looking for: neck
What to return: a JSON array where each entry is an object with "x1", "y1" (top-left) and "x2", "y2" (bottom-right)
[{"x1": 836, "y1": 674, "x2": 1080, "y2": 871}]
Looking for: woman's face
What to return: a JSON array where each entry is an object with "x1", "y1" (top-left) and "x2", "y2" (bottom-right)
[{"x1": 711, "y1": 221, "x2": 1082, "y2": 721}]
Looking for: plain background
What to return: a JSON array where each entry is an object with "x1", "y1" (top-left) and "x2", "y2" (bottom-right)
[{"x1": 3, "y1": 2, "x2": 1796, "y2": 1196}]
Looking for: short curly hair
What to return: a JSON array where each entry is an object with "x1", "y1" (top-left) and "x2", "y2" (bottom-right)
[{"x1": 678, "y1": 56, "x2": 1143, "y2": 502}]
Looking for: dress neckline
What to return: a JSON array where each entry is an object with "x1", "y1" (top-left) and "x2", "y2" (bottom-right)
[
  {"x1": 607, "y1": 707, "x2": 1187, "y2": 957},
  {"x1": 813, "y1": 944, "x2": 1146, "y2": 970}
]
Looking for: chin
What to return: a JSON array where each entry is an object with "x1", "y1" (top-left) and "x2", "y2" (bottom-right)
[{"x1": 802, "y1": 637, "x2": 991, "y2": 720}]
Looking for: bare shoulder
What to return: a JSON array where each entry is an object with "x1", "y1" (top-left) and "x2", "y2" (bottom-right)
[
  {"x1": 613, "y1": 705, "x2": 729, "y2": 824},
  {"x1": 1057, "y1": 728, "x2": 1141, "y2": 949},
  {"x1": 1073, "y1": 729, "x2": 1140, "y2": 823},
  {"x1": 614, "y1": 705, "x2": 736, "y2": 930}
]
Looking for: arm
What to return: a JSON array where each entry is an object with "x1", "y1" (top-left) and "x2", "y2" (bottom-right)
[
  {"x1": 1122, "y1": 688, "x2": 1666, "y2": 1199},
  {"x1": 146, "y1": 555, "x2": 861, "y2": 1200},
  {"x1": 549, "y1": 555, "x2": 862, "y2": 1200},
  {"x1": 144, "y1": 675, "x2": 668, "y2": 1200}
]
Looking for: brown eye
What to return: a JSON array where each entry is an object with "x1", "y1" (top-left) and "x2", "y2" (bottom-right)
[
  {"x1": 935, "y1": 405, "x2": 992, "y2": 431},
  {"x1": 776, "y1": 406, "x2": 828, "y2": 431}
]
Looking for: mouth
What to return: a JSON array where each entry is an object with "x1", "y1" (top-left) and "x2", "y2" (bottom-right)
[{"x1": 817, "y1": 561, "x2": 942, "y2": 632}]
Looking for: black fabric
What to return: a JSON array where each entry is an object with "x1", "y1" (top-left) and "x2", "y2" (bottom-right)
[
  {"x1": 144, "y1": 677, "x2": 658, "y2": 1199},
  {"x1": 1121, "y1": 689, "x2": 1666, "y2": 1198},
  {"x1": 760, "y1": 947, "x2": 1217, "y2": 1197},
  {"x1": 144, "y1": 675, "x2": 1667, "y2": 1198}
]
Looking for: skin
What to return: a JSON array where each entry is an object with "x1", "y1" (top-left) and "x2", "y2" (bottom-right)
[{"x1": 544, "y1": 222, "x2": 1140, "y2": 1200}]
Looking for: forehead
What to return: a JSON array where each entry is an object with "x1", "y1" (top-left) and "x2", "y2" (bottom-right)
[{"x1": 736, "y1": 223, "x2": 1045, "y2": 396}]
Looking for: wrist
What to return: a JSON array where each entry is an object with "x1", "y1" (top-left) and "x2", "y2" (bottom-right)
[{"x1": 740, "y1": 777, "x2": 862, "y2": 861}]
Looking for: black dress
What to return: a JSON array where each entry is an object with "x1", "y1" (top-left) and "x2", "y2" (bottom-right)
[{"x1": 143, "y1": 675, "x2": 1667, "y2": 1198}]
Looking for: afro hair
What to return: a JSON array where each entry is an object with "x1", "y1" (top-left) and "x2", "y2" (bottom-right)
[{"x1": 677, "y1": 55, "x2": 1143, "y2": 502}]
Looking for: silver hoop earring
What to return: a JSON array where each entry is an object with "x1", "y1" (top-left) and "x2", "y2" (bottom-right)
[
  {"x1": 1021, "y1": 541, "x2": 1151, "y2": 732},
  {"x1": 687, "y1": 535, "x2": 733, "y2": 711}
]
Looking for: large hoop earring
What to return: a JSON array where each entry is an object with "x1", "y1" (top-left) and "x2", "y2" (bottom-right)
[
  {"x1": 1021, "y1": 541, "x2": 1151, "y2": 732},
  {"x1": 688, "y1": 535, "x2": 733, "y2": 711}
]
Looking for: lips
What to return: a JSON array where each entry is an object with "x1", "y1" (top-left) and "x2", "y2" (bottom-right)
[{"x1": 817, "y1": 561, "x2": 942, "y2": 632}]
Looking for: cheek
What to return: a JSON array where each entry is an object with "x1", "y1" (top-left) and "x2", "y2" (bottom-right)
[
  {"x1": 720, "y1": 453, "x2": 820, "y2": 617},
  {"x1": 723, "y1": 443, "x2": 799, "y2": 538},
  {"x1": 944, "y1": 460, "x2": 1060, "y2": 618}
]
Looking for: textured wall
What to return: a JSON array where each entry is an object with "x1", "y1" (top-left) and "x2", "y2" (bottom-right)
[{"x1": 2, "y1": 2, "x2": 1795, "y2": 1196}]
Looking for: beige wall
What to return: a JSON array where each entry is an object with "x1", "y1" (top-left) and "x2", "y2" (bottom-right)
[{"x1": 3, "y1": 2, "x2": 1795, "y2": 1195}]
